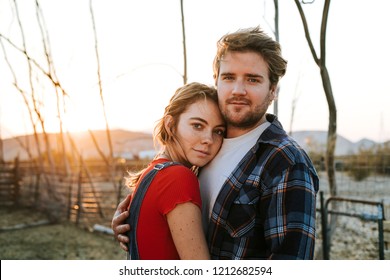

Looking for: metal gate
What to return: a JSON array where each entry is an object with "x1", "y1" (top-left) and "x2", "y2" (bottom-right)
[{"x1": 320, "y1": 192, "x2": 386, "y2": 259}]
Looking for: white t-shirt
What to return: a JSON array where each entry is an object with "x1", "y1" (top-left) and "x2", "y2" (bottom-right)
[{"x1": 199, "y1": 121, "x2": 270, "y2": 232}]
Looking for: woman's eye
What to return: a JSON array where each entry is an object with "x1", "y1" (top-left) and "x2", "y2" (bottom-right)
[
  {"x1": 214, "y1": 129, "x2": 225, "y2": 136},
  {"x1": 192, "y1": 123, "x2": 202, "y2": 129}
]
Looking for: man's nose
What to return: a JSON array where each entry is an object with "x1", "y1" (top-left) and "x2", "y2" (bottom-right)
[{"x1": 232, "y1": 80, "x2": 246, "y2": 95}]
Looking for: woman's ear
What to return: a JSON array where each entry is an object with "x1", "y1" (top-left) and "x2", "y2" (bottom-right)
[{"x1": 164, "y1": 115, "x2": 174, "y2": 139}]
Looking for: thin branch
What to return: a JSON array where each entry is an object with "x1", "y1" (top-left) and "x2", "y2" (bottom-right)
[
  {"x1": 1, "y1": 7, "x2": 43, "y2": 166},
  {"x1": 89, "y1": 0, "x2": 114, "y2": 160},
  {"x1": 13, "y1": 0, "x2": 57, "y2": 171},
  {"x1": 273, "y1": 0, "x2": 280, "y2": 116},
  {"x1": 320, "y1": 0, "x2": 331, "y2": 65},
  {"x1": 180, "y1": 0, "x2": 187, "y2": 84},
  {"x1": 0, "y1": 33, "x2": 69, "y2": 98},
  {"x1": 35, "y1": 0, "x2": 71, "y2": 176},
  {"x1": 273, "y1": 0, "x2": 279, "y2": 42},
  {"x1": 294, "y1": 0, "x2": 320, "y2": 65},
  {"x1": 88, "y1": 1, "x2": 119, "y2": 192}
]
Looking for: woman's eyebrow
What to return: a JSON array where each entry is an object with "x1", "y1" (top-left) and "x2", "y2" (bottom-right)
[{"x1": 189, "y1": 117, "x2": 207, "y2": 123}]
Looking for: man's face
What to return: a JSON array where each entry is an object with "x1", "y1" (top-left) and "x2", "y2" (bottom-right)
[{"x1": 216, "y1": 51, "x2": 275, "y2": 138}]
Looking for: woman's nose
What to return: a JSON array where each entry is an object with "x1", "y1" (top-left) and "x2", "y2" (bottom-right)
[{"x1": 201, "y1": 131, "x2": 213, "y2": 144}]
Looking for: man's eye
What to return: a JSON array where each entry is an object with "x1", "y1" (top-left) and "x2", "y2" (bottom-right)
[
  {"x1": 248, "y1": 78, "x2": 260, "y2": 83},
  {"x1": 222, "y1": 76, "x2": 234, "y2": 80}
]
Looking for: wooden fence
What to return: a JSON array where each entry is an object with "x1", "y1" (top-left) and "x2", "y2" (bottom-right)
[
  {"x1": 0, "y1": 158, "x2": 145, "y2": 229},
  {"x1": 0, "y1": 158, "x2": 21, "y2": 206}
]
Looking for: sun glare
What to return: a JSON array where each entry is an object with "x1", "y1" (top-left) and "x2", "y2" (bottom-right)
[{"x1": 62, "y1": 103, "x2": 107, "y2": 133}]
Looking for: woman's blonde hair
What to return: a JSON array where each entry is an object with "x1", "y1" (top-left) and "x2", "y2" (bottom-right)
[{"x1": 126, "y1": 82, "x2": 219, "y2": 188}]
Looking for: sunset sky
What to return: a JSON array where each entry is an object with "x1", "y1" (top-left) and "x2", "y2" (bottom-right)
[{"x1": 1, "y1": 0, "x2": 389, "y2": 143}]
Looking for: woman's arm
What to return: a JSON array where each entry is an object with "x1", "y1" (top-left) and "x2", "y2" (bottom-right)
[{"x1": 166, "y1": 202, "x2": 210, "y2": 260}]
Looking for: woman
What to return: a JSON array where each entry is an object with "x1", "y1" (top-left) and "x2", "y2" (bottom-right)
[{"x1": 125, "y1": 82, "x2": 225, "y2": 260}]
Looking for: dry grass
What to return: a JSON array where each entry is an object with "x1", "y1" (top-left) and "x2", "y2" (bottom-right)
[{"x1": 0, "y1": 206, "x2": 125, "y2": 260}]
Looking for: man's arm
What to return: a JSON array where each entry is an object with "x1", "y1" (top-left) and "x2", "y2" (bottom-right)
[
  {"x1": 265, "y1": 163, "x2": 319, "y2": 259},
  {"x1": 111, "y1": 195, "x2": 131, "y2": 251}
]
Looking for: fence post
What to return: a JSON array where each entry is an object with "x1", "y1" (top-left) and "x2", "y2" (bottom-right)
[
  {"x1": 13, "y1": 157, "x2": 21, "y2": 206},
  {"x1": 67, "y1": 177, "x2": 73, "y2": 221},
  {"x1": 76, "y1": 168, "x2": 83, "y2": 226},
  {"x1": 377, "y1": 203, "x2": 385, "y2": 260},
  {"x1": 117, "y1": 177, "x2": 123, "y2": 207},
  {"x1": 34, "y1": 173, "x2": 41, "y2": 207},
  {"x1": 320, "y1": 191, "x2": 329, "y2": 260}
]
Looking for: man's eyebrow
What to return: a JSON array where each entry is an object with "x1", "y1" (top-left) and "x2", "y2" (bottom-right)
[
  {"x1": 220, "y1": 72, "x2": 264, "y2": 79},
  {"x1": 220, "y1": 72, "x2": 235, "y2": 76},
  {"x1": 246, "y1": 73, "x2": 264, "y2": 78}
]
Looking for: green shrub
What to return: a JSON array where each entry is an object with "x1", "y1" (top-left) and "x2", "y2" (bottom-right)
[{"x1": 347, "y1": 167, "x2": 371, "y2": 181}]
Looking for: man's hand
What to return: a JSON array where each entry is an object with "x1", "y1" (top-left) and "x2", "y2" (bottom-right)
[{"x1": 111, "y1": 195, "x2": 131, "y2": 252}]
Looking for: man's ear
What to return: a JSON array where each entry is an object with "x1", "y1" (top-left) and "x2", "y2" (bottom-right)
[{"x1": 270, "y1": 85, "x2": 278, "y2": 101}]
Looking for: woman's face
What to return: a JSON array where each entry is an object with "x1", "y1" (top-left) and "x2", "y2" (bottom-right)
[{"x1": 171, "y1": 99, "x2": 225, "y2": 167}]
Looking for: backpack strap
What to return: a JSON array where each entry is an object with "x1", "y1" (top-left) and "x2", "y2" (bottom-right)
[{"x1": 126, "y1": 161, "x2": 181, "y2": 260}]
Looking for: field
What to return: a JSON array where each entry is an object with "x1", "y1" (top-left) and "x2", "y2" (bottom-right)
[
  {"x1": 1, "y1": 172, "x2": 389, "y2": 260},
  {"x1": 0, "y1": 206, "x2": 125, "y2": 260}
]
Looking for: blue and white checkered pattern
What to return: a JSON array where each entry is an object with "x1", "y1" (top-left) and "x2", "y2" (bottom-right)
[{"x1": 207, "y1": 114, "x2": 319, "y2": 260}]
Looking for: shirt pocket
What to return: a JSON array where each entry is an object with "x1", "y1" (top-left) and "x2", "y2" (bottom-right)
[{"x1": 225, "y1": 185, "x2": 260, "y2": 238}]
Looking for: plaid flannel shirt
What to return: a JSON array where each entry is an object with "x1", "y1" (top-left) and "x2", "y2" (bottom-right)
[{"x1": 207, "y1": 114, "x2": 319, "y2": 259}]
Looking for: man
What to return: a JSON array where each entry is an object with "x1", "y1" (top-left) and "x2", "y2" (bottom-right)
[{"x1": 112, "y1": 27, "x2": 319, "y2": 259}]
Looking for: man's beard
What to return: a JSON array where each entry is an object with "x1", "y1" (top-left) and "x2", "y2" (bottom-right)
[
  {"x1": 222, "y1": 94, "x2": 272, "y2": 130},
  {"x1": 224, "y1": 105, "x2": 266, "y2": 129}
]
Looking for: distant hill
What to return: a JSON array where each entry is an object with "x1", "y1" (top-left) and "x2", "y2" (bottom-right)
[
  {"x1": 2, "y1": 129, "x2": 155, "y2": 161},
  {"x1": 1, "y1": 129, "x2": 383, "y2": 161},
  {"x1": 290, "y1": 131, "x2": 379, "y2": 155}
]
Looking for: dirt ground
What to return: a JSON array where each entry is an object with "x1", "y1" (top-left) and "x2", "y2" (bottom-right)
[
  {"x1": 1, "y1": 172, "x2": 389, "y2": 260},
  {"x1": 0, "y1": 206, "x2": 125, "y2": 260},
  {"x1": 0, "y1": 205, "x2": 382, "y2": 260}
]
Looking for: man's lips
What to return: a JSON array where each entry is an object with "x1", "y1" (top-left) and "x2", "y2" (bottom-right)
[
  {"x1": 230, "y1": 101, "x2": 248, "y2": 105},
  {"x1": 227, "y1": 98, "x2": 250, "y2": 105}
]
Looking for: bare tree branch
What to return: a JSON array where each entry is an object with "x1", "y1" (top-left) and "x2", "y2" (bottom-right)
[
  {"x1": 273, "y1": 0, "x2": 280, "y2": 42},
  {"x1": 180, "y1": 0, "x2": 187, "y2": 84},
  {"x1": 35, "y1": 0, "x2": 71, "y2": 176},
  {"x1": 320, "y1": 0, "x2": 330, "y2": 64},
  {"x1": 89, "y1": 0, "x2": 114, "y2": 159},
  {"x1": 294, "y1": 0, "x2": 337, "y2": 259},
  {"x1": 273, "y1": 0, "x2": 279, "y2": 116},
  {"x1": 11, "y1": 0, "x2": 61, "y2": 200},
  {"x1": 89, "y1": 0, "x2": 119, "y2": 191},
  {"x1": 294, "y1": 0, "x2": 320, "y2": 65},
  {"x1": 260, "y1": 0, "x2": 281, "y2": 116},
  {"x1": 0, "y1": 33, "x2": 70, "y2": 99}
]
